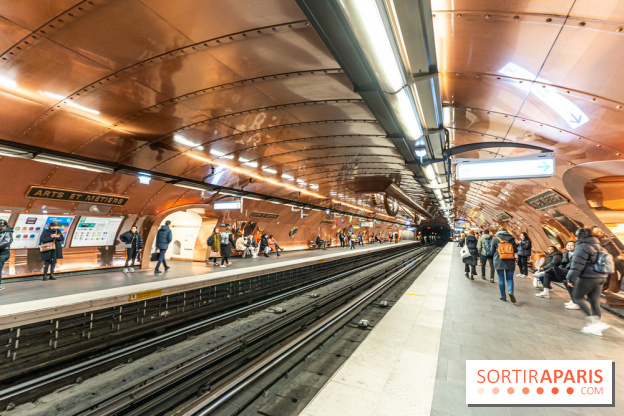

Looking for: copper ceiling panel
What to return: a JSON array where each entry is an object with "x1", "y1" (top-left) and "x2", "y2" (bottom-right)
[
  {"x1": 126, "y1": 50, "x2": 244, "y2": 98},
  {"x1": 0, "y1": 0, "x2": 82, "y2": 30},
  {"x1": 0, "y1": 17, "x2": 32, "y2": 52},
  {"x1": 48, "y1": 0, "x2": 194, "y2": 71},
  {"x1": 539, "y1": 26, "x2": 624, "y2": 103},
  {"x1": 205, "y1": 28, "x2": 336, "y2": 79},
  {"x1": 432, "y1": 12, "x2": 564, "y2": 75},
  {"x1": 12, "y1": 111, "x2": 104, "y2": 151},
  {"x1": 252, "y1": 73, "x2": 357, "y2": 103},
  {"x1": 180, "y1": 84, "x2": 285, "y2": 118},
  {"x1": 141, "y1": 0, "x2": 305, "y2": 43},
  {"x1": 570, "y1": 0, "x2": 624, "y2": 22},
  {"x1": 444, "y1": 107, "x2": 514, "y2": 138},
  {"x1": 431, "y1": 0, "x2": 574, "y2": 14},
  {"x1": 440, "y1": 72, "x2": 529, "y2": 115},
  {"x1": 0, "y1": 91, "x2": 48, "y2": 137},
  {"x1": 516, "y1": 86, "x2": 624, "y2": 153},
  {"x1": 282, "y1": 102, "x2": 373, "y2": 123},
  {"x1": 3, "y1": 36, "x2": 112, "y2": 99}
]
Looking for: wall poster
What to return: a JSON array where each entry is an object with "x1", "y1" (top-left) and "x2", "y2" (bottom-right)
[
  {"x1": 11, "y1": 214, "x2": 74, "y2": 249},
  {"x1": 71, "y1": 216, "x2": 124, "y2": 247}
]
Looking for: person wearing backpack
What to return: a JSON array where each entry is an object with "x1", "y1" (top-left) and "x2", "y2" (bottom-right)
[
  {"x1": 206, "y1": 228, "x2": 221, "y2": 266},
  {"x1": 219, "y1": 226, "x2": 235, "y2": 267},
  {"x1": 462, "y1": 230, "x2": 479, "y2": 279},
  {"x1": 516, "y1": 232, "x2": 532, "y2": 278},
  {"x1": 490, "y1": 226, "x2": 518, "y2": 303},
  {"x1": 476, "y1": 229, "x2": 494, "y2": 282},
  {"x1": 567, "y1": 228, "x2": 612, "y2": 336},
  {"x1": 0, "y1": 219, "x2": 14, "y2": 291}
]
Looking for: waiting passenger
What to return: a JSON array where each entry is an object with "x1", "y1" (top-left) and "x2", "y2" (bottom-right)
[
  {"x1": 533, "y1": 246, "x2": 562, "y2": 284},
  {"x1": 339, "y1": 231, "x2": 346, "y2": 249},
  {"x1": 567, "y1": 228, "x2": 611, "y2": 336},
  {"x1": 260, "y1": 234, "x2": 271, "y2": 257},
  {"x1": 269, "y1": 234, "x2": 282, "y2": 257},
  {"x1": 207, "y1": 228, "x2": 220, "y2": 266},
  {"x1": 316, "y1": 235, "x2": 327, "y2": 250},
  {"x1": 120, "y1": 225, "x2": 143, "y2": 273},
  {"x1": 490, "y1": 226, "x2": 518, "y2": 303},
  {"x1": 219, "y1": 226, "x2": 235, "y2": 267},
  {"x1": 154, "y1": 220, "x2": 172, "y2": 274},
  {"x1": 476, "y1": 229, "x2": 494, "y2": 282},
  {"x1": 39, "y1": 221, "x2": 64, "y2": 281},
  {"x1": 0, "y1": 219, "x2": 14, "y2": 290},
  {"x1": 358, "y1": 232, "x2": 364, "y2": 246},
  {"x1": 462, "y1": 230, "x2": 479, "y2": 280},
  {"x1": 516, "y1": 232, "x2": 532, "y2": 278},
  {"x1": 236, "y1": 234, "x2": 251, "y2": 259},
  {"x1": 591, "y1": 226, "x2": 624, "y2": 293},
  {"x1": 247, "y1": 233, "x2": 259, "y2": 258},
  {"x1": 349, "y1": 232, "x2": 357, "y2": 249},
  {"x1": 536, "y1": 241, "x2": 575, "y2": 302}
]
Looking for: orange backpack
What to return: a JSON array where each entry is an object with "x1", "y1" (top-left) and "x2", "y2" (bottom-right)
[{"x1": 497, "y1": 239, "x2": 515, "y2": 260}]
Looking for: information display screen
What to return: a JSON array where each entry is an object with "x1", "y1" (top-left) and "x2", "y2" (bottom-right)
[
  {"x1": 11, "y1": 214, "x2": 74, "y2": 249},
  {"x1": 455, "y1": 157, "x2": 555, "y2": 182},
  {"x1": 71, "y1": 216, "x2": 123, "y2": 247}
]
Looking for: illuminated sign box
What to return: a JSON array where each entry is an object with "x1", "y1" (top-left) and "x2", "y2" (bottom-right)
[
  {"x1": 455, "y1": 156, "x2": 555, "y2": 182},
  {"x1": 214, "y1": 201, "x2": 241, "y2": 210}
]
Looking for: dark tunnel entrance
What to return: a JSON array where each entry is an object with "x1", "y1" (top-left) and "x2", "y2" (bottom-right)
[{"x1": 418, "y1": 225, "x2": 452, "y2": 246}]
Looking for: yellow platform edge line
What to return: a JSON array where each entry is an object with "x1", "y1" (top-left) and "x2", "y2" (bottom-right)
[{"x1": 404, "y1": 293, "x2": 427, "y2": 297}]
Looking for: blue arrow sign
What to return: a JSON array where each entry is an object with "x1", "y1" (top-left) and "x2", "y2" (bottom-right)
[
  {"x1": 539, "y1": 162, "x2": 550, "y2": 172},
  {"x1": 569, "y1": 114, "x2": 583, "y2": 125}
]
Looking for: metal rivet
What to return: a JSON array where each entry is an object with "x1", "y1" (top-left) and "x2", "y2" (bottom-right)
[
  {"x1": 485, "y1": 14, "x2": 490, "y2": 19},
  {"x1": 546, "y1": 18, "x2": 552, "y2": 23},
  {"x1": 597, "y1": 144, "x2": 601, "y2": 147},
  {"x1": 514, "y1": 16, "x2": 519, "y2": 21},
  {"x1": 456, "y1": 14, "x2": 462, "y2": 18},
  {"x1": 591, "y1": 98, "x2": 596, "y2": 101},
  {"x1": 617, "y1": 105, "x2": 622, "y2": 109},
  {"x1": 579, "y1": 22, "x2": 586, "y2": 26},
  {"x1": 617, "y1": 27, "x2": 623, "y2": 33}
]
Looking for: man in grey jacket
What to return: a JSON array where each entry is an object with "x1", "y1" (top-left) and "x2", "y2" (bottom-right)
[
  {"x1": 476, "y1": 229, "x2": 494, "y2": 282},
  {"x1": 0, "y1": 219, "x2": 13, "y2": 291},
  {"x1": 490, "y1": 227, "x2": 518, "y2": 303}
]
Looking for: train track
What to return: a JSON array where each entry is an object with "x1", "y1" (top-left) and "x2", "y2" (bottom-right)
[{"x1": 3, "y1": 244, "x2": 438, "y2": 415}]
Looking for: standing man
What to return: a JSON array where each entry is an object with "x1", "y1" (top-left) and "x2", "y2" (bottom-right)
[
  {"x1": 490, "y1": 226, "x2": 518, "y2": 303},
  {"x1": 120, "y1": 225, "x2": 143, "y2": 273},
  {"x1": 0, "y1": 219, "x2": 13, "y2": 291},
  {"x1": 154, "y1": 220, "x2": 172, "y2": 274},
  {"x1": 476, "y1": 229, "x2": 494, "y2": 282}
]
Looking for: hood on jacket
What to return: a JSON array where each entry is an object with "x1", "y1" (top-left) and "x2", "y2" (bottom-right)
[
  {"x1": 495, "y1": 230, "x2": 514, "y2": 241},
  {"x1": 465, "y1": 234, "x2": 477, "y2": 243},
  {"x1": 481, "y1": 234, "x2": 491, "y2": 240}
]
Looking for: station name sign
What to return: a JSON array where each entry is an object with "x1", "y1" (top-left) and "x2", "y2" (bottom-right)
[{"x1": 26, "y1": 186, "x2": 128, "y2": 206}]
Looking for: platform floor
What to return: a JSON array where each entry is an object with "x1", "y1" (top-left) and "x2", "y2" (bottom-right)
[
  {"x1": 0, "y1": 242, "x2": 411, "y2": 319},
  {"x1": 302, "y1": 244, "x2": 624, "y2": 416}
]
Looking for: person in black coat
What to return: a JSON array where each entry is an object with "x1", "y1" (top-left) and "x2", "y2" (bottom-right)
[
  {"x1": 0, "y1": 219, "x2": 13, "y2": 290},
  {"x1": 462, "y1": 231, "x2": 479, "y2": 280},
  {"x1": 119, "y1": 225, "x2": 144, "y2": 273},
  {"x1": 259, "y1": 234, "x2": 271, "y2": 257},
  {"x1": 219, "y1": 226, "x2": 236, "y2": 266},
  {"x1": 516, "y1": 232, "x2": 532, "y2": 277},
  {"x1": 154, "y1": 220, "x2": 172, "y2": 273},
  {"x1": 40, "y1": 222, "x2": 64, "y2": 281},
  {"x1": 567, "y1": 228, "x2": 610, "y2": 336},
  {"x1": 536, "y1": 241, "x2": 575, "y2": 302}
]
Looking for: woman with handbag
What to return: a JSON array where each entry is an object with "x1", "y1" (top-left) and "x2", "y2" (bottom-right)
[
  {"x1": 119, "y1": 225, "x2": 144, "y2": 273},
  {"x1": 461, "y1": 230, "x2": 479, "y2": 280},
  {"x1": 40, "y1": 222, "x2": 64, "y2": 281}
]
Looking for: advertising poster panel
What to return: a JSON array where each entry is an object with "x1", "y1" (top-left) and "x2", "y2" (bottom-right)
[
  {"x1": 11, "y1": 214, "x2": 74, "y2": 249},
  {"x1": 71, "y1": 216, "x2": 123, "y2": 247}
]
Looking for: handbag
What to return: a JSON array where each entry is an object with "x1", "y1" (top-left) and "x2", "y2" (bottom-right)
[
  {"x1": 460, "y1": 245, "x2": 471, "y2": 259},
  {"x1": 40, "y1": 242, "x2": 56, "y2": 252},
  {"x1": 150, "y1": 250, "x2": 160, "y2": 261},
  {"x1": 125, "y1": 243, "x2": 132, "y2": 249}
]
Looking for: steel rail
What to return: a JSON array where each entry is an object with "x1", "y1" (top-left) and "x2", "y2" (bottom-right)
[
  {"x1": 0, "y1": 244, "x2": 428, "y2": 408},
  {"x1": 184, "y1": 248, "x2": 438, "y2": 415}
]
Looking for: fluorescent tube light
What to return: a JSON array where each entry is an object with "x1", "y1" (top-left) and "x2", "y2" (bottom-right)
[
  {"x1": 243, "y1": 161, "x2": 258, "y2": 168},
  {"x1": 34, "y1": 154, "x2": 115, "y2": 174},
  {"x1": 262, "y1": 167, "x2": 277, "y2": 174},
  {"x1": 392, "y1": 88, "x2": 424, "y2": 140},
  {"x1": 338, "y1": 0, "x2": 404, "y2": 93},
  {"x1": 0, "y1": 145, "x2": 34, "y2": 159},
  {"x1": 174, "y1": 182, "x2": 207, "y2": 192},
  {"x1": 282, "y1": 174, "x2": 294, "y2": 180},
  {"x1": 138, "y1": 174, "x2": 151, "y2": 185}
]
